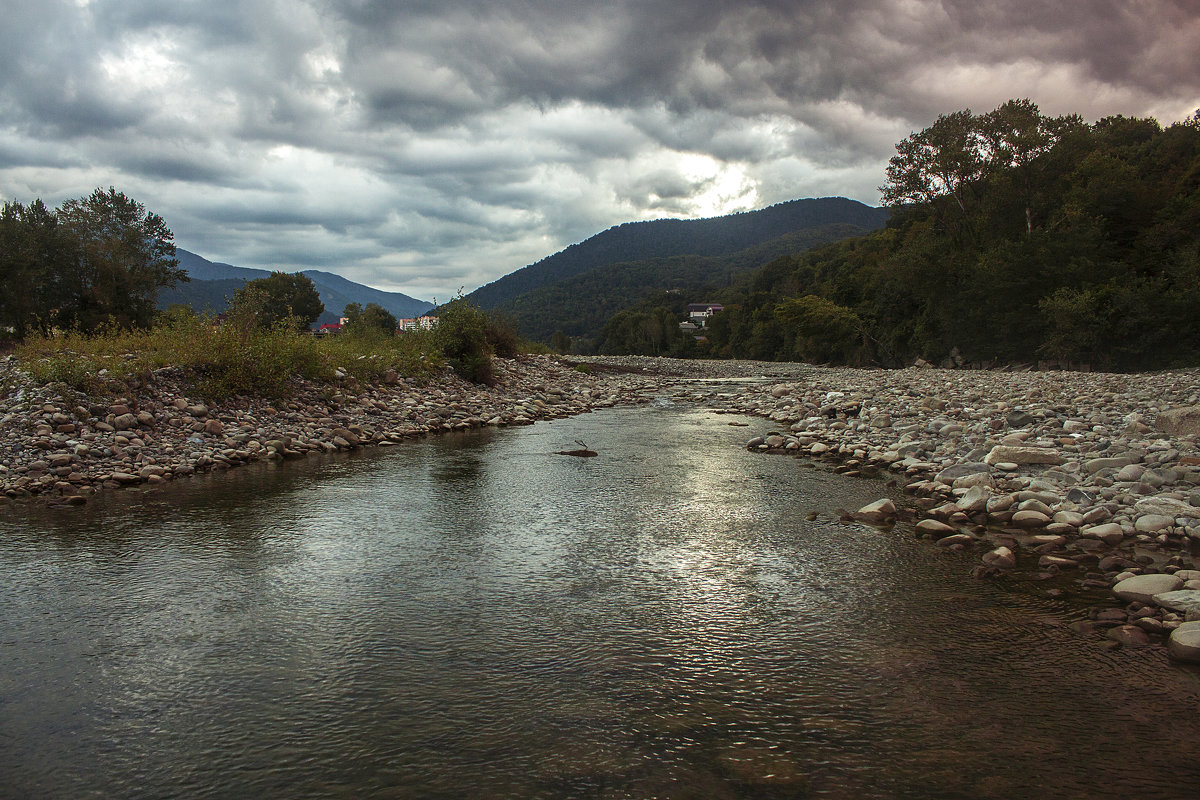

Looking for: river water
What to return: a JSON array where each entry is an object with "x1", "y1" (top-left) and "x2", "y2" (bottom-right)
[{"x1": 2, "y1": 399, "x2": 1199, "y2": 799}]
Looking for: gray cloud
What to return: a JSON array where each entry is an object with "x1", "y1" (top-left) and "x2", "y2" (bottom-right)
[{"x1": 1, "y1": 0, "x2": 1197, "y2": 301}]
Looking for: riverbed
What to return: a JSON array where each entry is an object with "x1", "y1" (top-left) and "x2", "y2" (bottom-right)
[{"x1": 2, "y1": 401, "x2": 1199, "y2": 799}]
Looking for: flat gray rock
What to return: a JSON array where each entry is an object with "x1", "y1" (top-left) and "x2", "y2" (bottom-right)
[
  {"x1": 984, "y1": 445, "x2": 1064, "y2": 466},
  {"x1": 1156, "y1": 406, "x2": 1200, "y2": 437},
  {"x1": 1112, "y1": 574, "x2": 1184, "y2": 604},
  {"x1": 1152, "y1": 589, "x2": 1200, "y2": 615},
  {"x1": 936, "y1": 462, "x2": 991, "y2": 482}
]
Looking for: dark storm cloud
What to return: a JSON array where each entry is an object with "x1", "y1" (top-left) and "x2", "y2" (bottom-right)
[{"x1": 1, "y1": 0, "x2": 1197, "y2": 299}]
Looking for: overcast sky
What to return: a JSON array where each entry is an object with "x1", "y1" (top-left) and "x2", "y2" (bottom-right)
[{"x1": 2, "y1": 0, "x2": 1198, "y2": 301}]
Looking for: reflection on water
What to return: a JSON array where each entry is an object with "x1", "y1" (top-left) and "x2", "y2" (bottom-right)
[{"x1": 2, "y1": 403, "x2": 1199, "y2": 799}]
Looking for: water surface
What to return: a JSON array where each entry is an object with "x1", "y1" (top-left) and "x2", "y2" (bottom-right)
[{"x1": 2, "y1": 402, "x2": 1198, "y2": 799}]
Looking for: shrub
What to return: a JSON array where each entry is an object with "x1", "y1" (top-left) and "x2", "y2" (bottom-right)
[
  {"x1": 435, "y1": 298, "x2": 495, "y2": 384},
  {"x1": 484, "y1": 311, "x2": 522, "y2": 358}
]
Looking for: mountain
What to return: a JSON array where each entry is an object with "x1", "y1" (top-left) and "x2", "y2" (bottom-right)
[
  {"x1": 160, "y1": 249, "x2": 433, "y2": 325},
  {"x1": 464, "y1": 197, "x2": 889, "y2": 312},
  {"x1": 496, "y1": 222, "x2": 874, "y2": 343}
]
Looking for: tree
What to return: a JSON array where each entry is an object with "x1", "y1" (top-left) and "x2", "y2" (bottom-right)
[
  {"x1": 230, "y1": 271, "x2": 324, "y2": 330},
  {"x1": 881, "y1": 109, "x2": 984, "y2": 234},
  {"x1": 342, "y1": 301, "x2": 397, "y2": 338},
  {"x1": 55, "y1": 187, "x2": 185, "y2": 330},
  {"x1": 979, "y1": 99, "x2": 1083, "y2": 235},
  {"x1": 0, "y1": 199, "x2": 72, "y2": 337}
]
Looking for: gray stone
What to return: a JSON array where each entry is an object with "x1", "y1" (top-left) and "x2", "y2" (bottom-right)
[
  {"x1": 953, "y1": 472, "x2": 995, "y2": 490},
  {"x1": 1156, "y1": 406, "x2": 1200, "y2": 437},
  {"x1": 1151, "y1": 589, "x2": 1200, "y2": 615},
  {"x1": 1115, "y1": 464, "x2": 1146, "y2": 482},
  {"x1": 1106, "y1": 625, "x2": 1150, "y2": 647},
  {"x1": 855, "y1": 498, "x2": 897, "y2": 524},
  {"x1": 916, "y1": 519, "x2": 957, "y2": 536},
  {"x1": 936, "y1": 462, "x2": 991, "y2": 483},
  {"x1": 1011, "y1": 510, "x2": 1051, "y2": 528},
  {"x1": 1134, "y1": 496, "x2": 1194, "y2": 517},
  {"x1": 1167, "y1": 623, "x2": 1200, "y2": 663},
  {"x1": 1082, "y1": 522, "x2": 1125, "y2": 545},
  {"x1": 956, "y1": 485, "x2": 990, "y2": 513},
  {"x1": 1006, "y1": 410, "x2": 1035, "y2": 427},
  {"x1": 1084, "y1": 456, "x2": 1135, "y2": 475},
  {"x1": 984, "y1": 445, "x2": 1064, "y2": 466},
  {"x1": 112, "y1": 413, "x2": 138, "y2": 431},
  {"x1": 1113, "y1": 573, "x2": 1184, "y2": 604},
  {"x1": 982, "y1": 546, "x2": 1017, "y2": 569},
  {"x1": 1066, "y1": 488, "x2": 1096, "y2": 504},
  {"x1": 1134, "y1": 514, "x2": 1175, "y2": 533}
]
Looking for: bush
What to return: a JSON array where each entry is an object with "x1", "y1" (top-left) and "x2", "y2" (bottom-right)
[
  {"x1": 484, "y1": 312, "x2": 522, "y2": 358},
  {"x1": 435, "y1": 298, "x2": 495, "y2": 384}
]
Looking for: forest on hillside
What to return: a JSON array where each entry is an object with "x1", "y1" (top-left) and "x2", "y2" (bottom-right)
[
  {"x1": 466, "y1": 197, "x2": 888, "y2": 310},
  {"x1": 601, "y1": 100, "x2": 1200, "y2": 370},
  {"x1": 497, "y1": 223, "x2": 872, "y2": 346}
]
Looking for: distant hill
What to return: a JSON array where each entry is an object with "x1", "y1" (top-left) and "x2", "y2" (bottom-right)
[
  {"x1": 464, "y1": 197, "x2": 889, "y2": 312},
  {"x1": 496, "y1": 222, "x2": 875, "y2": 343},
  {"x1": 160, "y1": 249, "x2": 433, "y2": 325}
]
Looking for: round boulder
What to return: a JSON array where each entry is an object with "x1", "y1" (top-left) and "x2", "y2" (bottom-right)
[
  {"x1": 855, "y1": 498, "x2": 897, "y2": 524},
  {"x1": 1167, "y1": 622, "x2": 1200, "y2": 663},
  {"x1": 982, "y1": 546, "x2": 1017, "y2": 569},
  {"x1": 1112, "y1": 573, "x2": 1184, "y2": 605},
  {"x1": 1011, "y1": 510, "x2": 1051, "y2": 528}
]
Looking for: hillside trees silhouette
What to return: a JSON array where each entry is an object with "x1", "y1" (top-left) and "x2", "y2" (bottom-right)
[
  {"x1": 1, "y1": 188, "x2": 184, "y2": 336},
  {"x1": 699, "y1": 101, "x2": 1200, "y2": 370}
]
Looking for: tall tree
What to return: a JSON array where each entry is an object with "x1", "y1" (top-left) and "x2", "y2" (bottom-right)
[
  {"x1": 55, "y1": 187, "x2": 184, "y2": 330},
  {"x1": 880, "y1": 109, "x2": 984, "y2": 238},
  {"x1": 0, "y1": 199, "x2": 71, "y2": 337}
]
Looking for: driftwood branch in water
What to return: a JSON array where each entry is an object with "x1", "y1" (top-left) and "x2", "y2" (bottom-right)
[{"x1": 555, "y1": 439, "x2": 598, "y2": 457}]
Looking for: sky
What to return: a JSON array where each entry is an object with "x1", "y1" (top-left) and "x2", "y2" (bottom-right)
[{"x1": 1, "y1": 0, "x2": 1198, "y2": 302}]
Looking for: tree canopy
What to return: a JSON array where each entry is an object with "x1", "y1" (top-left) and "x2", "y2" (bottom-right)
[
  {"x1": 1, "y1": 188, "x2": 184, "y2": 336},
  {"x1": 342, "y1": 301, "x2": 398, "y2": 338},
  {"x1": 692, "y1": 100, "x2": 1200, "y2": 371},
  {"x1": 229, "y1": 271, "x2": 324, "y2": 330}
]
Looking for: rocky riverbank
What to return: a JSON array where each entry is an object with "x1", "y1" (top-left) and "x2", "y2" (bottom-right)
[{"x1": 0, "y1": 354, "x2": 664, "y2": 506}]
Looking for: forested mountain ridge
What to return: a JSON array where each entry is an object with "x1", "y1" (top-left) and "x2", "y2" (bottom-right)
[
  {"x1": 494, "y1": 222, "x2": 874, "y2": 346},
  {"x1": 463, "y1": 197, "x2": 889, "y2": 311},
  {"x1": 161, "y1": 249, "x2": 433, "y2": 326},
  {"x1": 690, "y1": 100, "x2": 1200, "y2": 371}
]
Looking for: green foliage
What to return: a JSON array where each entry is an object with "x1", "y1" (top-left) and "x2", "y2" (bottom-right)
[
  {"x1": 230, "y1": 271, "x2": 324, "y2": 330},
  {"x1": 434, "y1": 298, "x2": 495, "y2": 384},
  {"x1": 598, "y1": 306, "x2": 699, "y2": 357},
  {"x1": 483, "y1": 311, "x2": 522, "y2": 359},
  {"x1": 710, "y1": 100, "x2": 1200, "y2": 370},
  {"x1": 15, "y1": 312, "x2": 443, "y2": 403},
  {"x1": 342, "y1": 302, "x2": 398, "y2": 339},
  {"x1": 1, "y1": 188, "x2": 184, "y2": 336},
  {"x1": 775, "y1": 295, "x2": 866, "y2": 364},
  {"x1": 550, "y1": 330, "x2": 572, "y2": 354}
]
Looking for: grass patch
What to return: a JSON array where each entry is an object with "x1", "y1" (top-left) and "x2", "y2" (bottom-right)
[{"x1": 14, "y1": 315, "x2": 447, "y2": 402}]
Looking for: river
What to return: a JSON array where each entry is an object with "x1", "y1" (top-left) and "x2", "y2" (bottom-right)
[{"x1": 2, "y1": 398, "x2": 1199, "y2": 799}]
